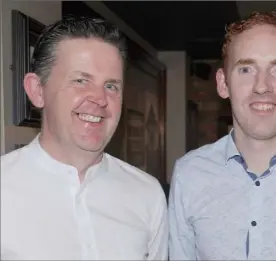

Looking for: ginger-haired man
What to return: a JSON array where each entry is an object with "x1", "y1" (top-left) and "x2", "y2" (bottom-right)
[{"x1": 169, "y1": 11, "x2": 276, "y2": 260}]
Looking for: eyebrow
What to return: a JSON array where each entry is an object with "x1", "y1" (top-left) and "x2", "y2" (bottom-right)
[
  {"x1": 234, "y1": 58, "x2": 276, "y2": 67},
  {"x1": 234, "y1": 59, "x2": 256, "y2": 66},
  {"x1": 71, "y1": 70, "x2": 94, "y2": 80},
  {"x1": 72, "y1": 70, "x2": 123, "y2": 84},
  {"x1": 106, "y1": 79, "x2": 123, "y2": 85}
]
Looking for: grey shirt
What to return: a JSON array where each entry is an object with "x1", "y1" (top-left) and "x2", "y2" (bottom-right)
[{"x1": 169, "y1": 131, "x2": 276, "y2": 260}]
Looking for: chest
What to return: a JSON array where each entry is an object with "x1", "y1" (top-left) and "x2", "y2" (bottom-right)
[
  {"x1": 1, "y1": 179, "x2": 150, "y2": 260},
  {"x1": 85, "y1": 182, "x2": 150, "y2": 260},
  {"x1": 189, "y1": 172, "x2": 276, "y2": 260}
]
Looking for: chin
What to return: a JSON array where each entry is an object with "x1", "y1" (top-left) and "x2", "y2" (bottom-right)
[
  {"x1": 72, "y1": 128, "x2": 115, "y2": 153},
  {"x1": 237, "y1": 116, "x2": 276, "y2": 141},
  {"x1": 78, "y1": 143, "x2": 105, "y2": 153},
  {"x1": 74, "y1": 137, "x2": 106, "y2": 153},
  {"x1": 246, "y1": 129, "x2": 276, "y2": 141}
]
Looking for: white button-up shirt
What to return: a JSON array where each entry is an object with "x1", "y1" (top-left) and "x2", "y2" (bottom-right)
[
  {"x1": 169, "y1": 132, "x2": 276, "y2": 260},
  {"x1": 1, "y1": 135, "x2": 168, "y2": 260}
]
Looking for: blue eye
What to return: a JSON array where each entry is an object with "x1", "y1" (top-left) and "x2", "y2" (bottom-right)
[
  {"x1": 238, "y1": 67, "x2": 251, "y2": 74},
  {"x1": 105, "y1": 83, "x2": 118, "y2": 91}
]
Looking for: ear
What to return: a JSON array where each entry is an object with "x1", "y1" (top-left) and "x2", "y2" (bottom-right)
[
  {"x1": 23, "y1": 73, "x2": 44, "y2": 108},
  {"x1": 216, "y1": 68, "x2": 229, "y2": 99}
]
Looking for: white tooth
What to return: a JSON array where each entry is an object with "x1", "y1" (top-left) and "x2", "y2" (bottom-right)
[
  {"x1": 78, "y1": 114, "x2": 101, "y2": 122},
  {"x1": 252, "y1": 104, "x2": 275, "y2": 111}
]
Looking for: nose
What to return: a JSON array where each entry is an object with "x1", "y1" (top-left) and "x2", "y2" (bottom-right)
[
  {"x1": 86, "y1": 87, "x2": 108, "y2": 108},
  {"x1": 253, "y1": 71, "x2": 273, "y2": 95}
]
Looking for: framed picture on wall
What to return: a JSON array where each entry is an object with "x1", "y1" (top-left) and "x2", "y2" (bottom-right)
[{"x1": 11, "y1": 10, "x2": 45, "y2": 128}]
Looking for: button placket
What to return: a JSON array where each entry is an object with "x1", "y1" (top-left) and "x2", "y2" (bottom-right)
[
  {"x1": 248, "y1": 177, "x2": 264, "y2": 259},
  {"x1": 75, "y1": 188, "x2": 99, "y2": 260}
]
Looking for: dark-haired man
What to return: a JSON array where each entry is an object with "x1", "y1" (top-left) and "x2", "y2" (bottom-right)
[{"x1": 1, "y1": 17, "x2": 168, "y2": 260}]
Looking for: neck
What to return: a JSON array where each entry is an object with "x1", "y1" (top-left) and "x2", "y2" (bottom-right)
[
  {"x1": 39, "y1": 131, "x2": 103, "y2": 181},
  {"x1": 233, "y1": 127, "x2": 276, "y2": 175}
]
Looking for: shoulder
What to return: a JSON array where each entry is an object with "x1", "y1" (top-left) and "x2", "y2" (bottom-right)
[
  {"x1": 105, "y1": 153, "x2": 166, "y2": 202},
  {"x1": 172, "y1": 135, "x2": 229, "y2": 183},
  {"x1": 105, "y1": 153, "x2": 164, "y2": 191},
  {"x1": 1, "y1": 148, "x2": 25, "y2": 174},
  {"x1": 104, "y1": 154, "x2": 168, "y2": 240},
  {"x1": 1, "y1": 145, "x2": 32, "y2": 185}
]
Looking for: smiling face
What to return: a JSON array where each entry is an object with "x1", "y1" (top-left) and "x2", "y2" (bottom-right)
[
  {"x1": 216, "y1": 25, "x2": 276, "y2": 140},
  {"x1": 25, "y1": 38, "x2": 124, "y2": 154}
]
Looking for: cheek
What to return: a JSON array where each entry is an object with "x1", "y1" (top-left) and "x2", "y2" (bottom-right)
[
  {"x1": 43, "y1": 89, "x2": 59, "y2": 113},
  {"x1": 268, "y1": 74, "x2": 276, "y2": 87},
  {"x1": 230, "y1": 89, "x2": 249, "y2": 106},
  {"x1": 108, "y1": 94, "x2": 122, "y2": 112},
  {"x1": 45, "y1": 93, "x2": 77, "y2": 121},
  {"x1": 229, "y1": 77, "x2": 255, "y2": 100},
  {"x1": 233, "y1": 72, "x2": 257, "y2": 87},
  {"x1": 55, "y1": 87, "x2": 86, "y2": 111},
  {"x1": 111, "y1": 102, "x2": 122, "y2": 118},
  {"x1": 108, "y1": 102, "x2": 122, "y2": 124},
  {"x1": 71, "y1": 92, "x2": 86, "y2": 111}
]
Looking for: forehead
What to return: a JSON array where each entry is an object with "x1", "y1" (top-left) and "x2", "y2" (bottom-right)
[
  {"x1": 228, "y1": 25, "x2": 276, "y2": 64},
  {"x1": 55, "y1": 38, "x2": 123, "y2": 78}
]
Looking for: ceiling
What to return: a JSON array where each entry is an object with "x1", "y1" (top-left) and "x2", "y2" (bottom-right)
[
  {"x1": 65, "y1": 1, "x2": 276, "y2": 60},
  {"x1": 102, "y1": 1, "x2": 276, "y2": 60},
  {"x1": 237, "y1": 1, "x2": 276, "y2": 18},
  {"x1": 102, "y1": 1, "x2": 241, "y2": 60}
]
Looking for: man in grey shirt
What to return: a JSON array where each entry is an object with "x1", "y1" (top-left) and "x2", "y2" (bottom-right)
[{"x1": 169, "y1": 11, "x2": 276, "y2": 260}]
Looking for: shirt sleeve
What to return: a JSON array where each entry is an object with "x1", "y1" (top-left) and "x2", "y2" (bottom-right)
[
  {"x1": 169, "y1": 160, "x2": 197, "y2": 260},
  {"x1": 147, "y1": 184, "x2": 168, "y2": 260}
]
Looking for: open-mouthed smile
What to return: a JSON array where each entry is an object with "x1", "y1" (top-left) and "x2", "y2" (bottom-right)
[
  {"x1": 78, "y1": 113, "x2": 102, "y2": 123},
  {"x1": 250, "y1": 102, "x2": 275, "y2": 113}
]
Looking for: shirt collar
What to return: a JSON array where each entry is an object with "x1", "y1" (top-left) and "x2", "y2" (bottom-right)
[
  {"x1": 225, "y1": 129, "x2": 276, "y2": 168},
  {"x1": 225, "y1": 128, "x2": 242, "y2": 164},
  {"x1": 270, "y1": 155, "x2": 276, "y2": 168},
  {"x1": 26, "y1": 133, "x2": 107, "y2": 180}
]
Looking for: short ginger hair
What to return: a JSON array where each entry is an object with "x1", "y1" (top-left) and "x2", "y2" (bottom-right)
[{"x1": 222, "y1": 11, "x2": 276, "y2": 61}]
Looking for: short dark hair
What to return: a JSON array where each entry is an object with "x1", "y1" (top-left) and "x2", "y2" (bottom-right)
[{"x1": 31, "y1": 16, "x2": 127, "y2": 85}]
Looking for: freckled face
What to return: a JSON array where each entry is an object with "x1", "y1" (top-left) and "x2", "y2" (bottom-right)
[{"x1": 217, "y1": 25, "x2": 276, "y2": 140}]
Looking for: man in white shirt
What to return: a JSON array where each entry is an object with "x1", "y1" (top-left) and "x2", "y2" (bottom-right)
[
  {"x1": 169, "y1": 11, "x2": 276, "y2": 260},
  {"x1": 1, "y1": 16, "x2": 168, "y2": 260}
]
